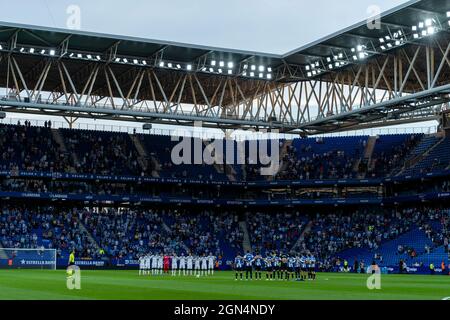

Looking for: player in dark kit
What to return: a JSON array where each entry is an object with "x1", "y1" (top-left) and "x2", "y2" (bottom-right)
[
  {"x1": 234, "y1": 253, "x2": 244, "y2": 280},
  {"x1": 287, "y1": 255, "x2": 296, "y2": 281},
  {"x1": 295, "y1": 255, "x2": 302, "y2": 280},
  {"x1": 310, "y1": 254, "x2": 317, "y2": 280},
  {"x1": 253, "y1": 253, "x2": 264, "y2": 280},
  {"x1": 264, "y1": 254, "x2": 273, "y2": 281},
  {"x1": 243, "y1": 251, "x2": 254, "y2": 280},
  {"x1": 273, "y1": 252, "x2": 282, "y2": 280},
  {"x1": 281, "y1": 252, "x2": 288, "y2": 280},
  {"x1": 300, "y1": 254, "x2": 307, "y2": 281}
]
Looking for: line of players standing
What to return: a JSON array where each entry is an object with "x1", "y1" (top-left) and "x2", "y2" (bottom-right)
[
  {"x1": 234, "y1": 251, "x2": 317, "y2": 281},
  {"x1": 139, "y1": 253, "x2": 216, "y2": 276}
]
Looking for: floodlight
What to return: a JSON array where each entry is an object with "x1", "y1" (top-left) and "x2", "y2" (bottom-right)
[
  {"x1": 427, "y1": 26, "x2": 435, "y2": 35},
  {"x1": 379, "y1": 38, "x2": 384, "y2": 43},
  {"x1": 133, "y1": 59, "x2": 138, "y2": 64},
  {"x1": 29, "y1": 48, "x2": 35, "y2": 54},
  {"x1": 167, "y1": 63, "x2": 172, "y2": 68},
  {"x1": 219, "y1": 61, "x2": 224, "y2": 67},
  {"x1": 352, "y1": 55, "x2": 358, "y2": 61},
  {"x1": 422, "y1": 30, "x2": 427, "y2": 36},
  {"x1": 387, "y1": 43, "x2": 393, "y2": 48},
  {"x1": 267, "y1": 74, "x2": 272, "y2": 79},
  {"x1": 338, "y1": 53, "x2": 343, "y2": 59},
  {"x1": 78, "y1": 54, "x2": 83, "y2": 58},
  {"x1": 243, "y1": 64, "x2": 248, "y2": 70},
  {"x1": 218, "y1": 68, "x2": 223, "y2": 73},
  {"x1": 419, "y1": 22, "x2": 424, "y2": 28},
  {"x1": 413, "y1": 33, "x2": 419, "y2": 39},
  {"x1": 243, "y1": 71, "x2": 247, "y2": 76},
  {"x1": 381, "y1": 45, "x2": 386, "y2": 50},
  {"x1": 123, "y1": 58, "x2": 128, "y2": 63},
  {"x1": 357, "y1": 45, "x2": 363, "y2": 52},
  {"x1": 87, "y1": 55, "x2": 93, "y2": 59},
  {"x1": 49, "y1": 49, "x2": 56, "y2": 56},
  {"x1": 395, "y1": 40, "x2": 401, "y2": 46},
  {"x1": 227, "y1": 69, "x2": 232, "y2": 74},
  {"x1": 305, "y1": 66, "x2": 310, "y2": 71},
  {"x1": 19, "y1": 47, "x2": 25, "y2": 52},
  {"x1": 209, "y1": 67, "x2": 214, "y2": 72},
  {"x1": 251, "y1": 65, "x2": 256, "y2": 71},
  {"x1": 211, "y1": 60, "x2": 216, "y2": 66},
  {"x1": 267, "y1": 67, "x2": 272, "y2": 72},
  {"x1": 447, "y1": 11, "x2": 450, "y2": 18},
  {"x1": 159, "y1": 61, "x2": 164, "y2": 67},
  {"x1": 0, "y1": 45, "x2": 3, "y2": 50},
  {"x1": 425, "y1": 19, "x2": 432, "y2": 27},
  {"x1": 250, "y1": 72, "x2": 255, "y2": 77},
  {"x1": 259, "y1": 73, "x2": 263, "y2": 78},
  {"x1": 307, "y1": 72, "x2": 312, "y2": 77},
  {"x1": 227, "y1": 62, "x2": 233, "y2": 69},
  {"x1": 326, "y1": 57, "x2": 332, "y2": 62},
  {"x1": 40, "y1": 49, "x2": 46, "y2": 54},
  {"x1": 258, "y1": 65, "x2": 265, "y2": 72},
  {"x1": 186, "y1": 64, "x2": 192, "y2": 71},
  {"x1": 142, "y1": 60, "x2": 147, "y2": 65},
  {"x1": 358, "y1": 52, "x2": 365, "y2": 59}
]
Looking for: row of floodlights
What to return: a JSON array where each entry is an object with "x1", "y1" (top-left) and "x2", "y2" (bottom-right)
[
  {"x1": 160, "y1": 60, "x2": 273, "y2": 79},
  {"x1": 412, "y1": 18, "x2": 439, "y2": 39},
  {"x1": 305, "y1": 11, "x2": 450, "y2": 78},
  {"x1": 379, "y1": 30, "x2": 406, "y2": 51},
  {"x1": 7, "y1": 45, "x2": 274, "y2": 79}
]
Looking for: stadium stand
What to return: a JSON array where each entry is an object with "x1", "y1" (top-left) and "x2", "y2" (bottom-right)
[{"x1": 0, "y1": 123, "x2": 450, "y2": 272}]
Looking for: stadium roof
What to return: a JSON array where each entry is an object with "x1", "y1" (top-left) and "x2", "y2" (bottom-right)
[
  {"x1": 0, "y1": 0, "x2": 446, "y2": 75},
  {"x1": 0, "y1": 0, "x2": 448, "y2": 133}
]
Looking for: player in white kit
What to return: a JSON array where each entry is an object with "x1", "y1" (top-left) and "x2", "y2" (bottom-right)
[
  {"x1": 171, "y1": 254, "x2": 178, "y2": 276},
  {"x1": 157, "y1": 254, "x2": 163, "y2": 275},
  {"x1": 208, "y1": 254, "x2": 215, "y2": 275},
  {"x1": 139, "y1": 255, "x2": 145, "y2": 275},
  {"x1": 201, "y1": 254, "x2": 208, "y2": 276},
  {"x1": 194, "y1": 255, "x2": 201, "y2": 276},
  {"x1": 144, "y1": 254, "x2": 151, "y2": 275},
  {"x1": 179, "y1": 254, "x2": 186, "y2": 276},
  {"x1": 151, "y1": 254, "x2": 158, "y2": 275},
  {"x1": 187, "y1": 254, "x2": 194, "y2": 276}
]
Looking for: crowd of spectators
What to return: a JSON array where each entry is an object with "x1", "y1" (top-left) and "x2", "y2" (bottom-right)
[
  {"x1": 275, "y1": 145, "x2": 357, "y2": 180},
  {"x1": 0, "y1": 124, "x2": 73, "y2": 173},
  {"x1": 298, "y1": 206, "x2": 450, "y2": 266},
  {"x1": 1, "y1": 205, "x2": 449, "y2": 264},
  {"x1": 0, "y1": 206, "x2": 99, "y2": 259},
  {"x1": 247, "y1": 212, "x2": 307, "y2": 253},
  {"x1": 367, "y1": 135, "x2": 422, "y2": 177},
  {"x1": 63, "y1": 130, "x2": 145, "y2": 176}
]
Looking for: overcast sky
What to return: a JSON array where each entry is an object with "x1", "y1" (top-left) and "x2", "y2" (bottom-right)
[
  {"x1": 0, "y1": 0, "x2": 436, "y2": 134},
  {"x1": 0, "y1": 0, "x2": 410, "y2": 54}
]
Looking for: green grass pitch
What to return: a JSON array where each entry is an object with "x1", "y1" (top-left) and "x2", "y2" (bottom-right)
[{"x1": 0, "y1": 270, "x2": 449, "y2": 300}]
